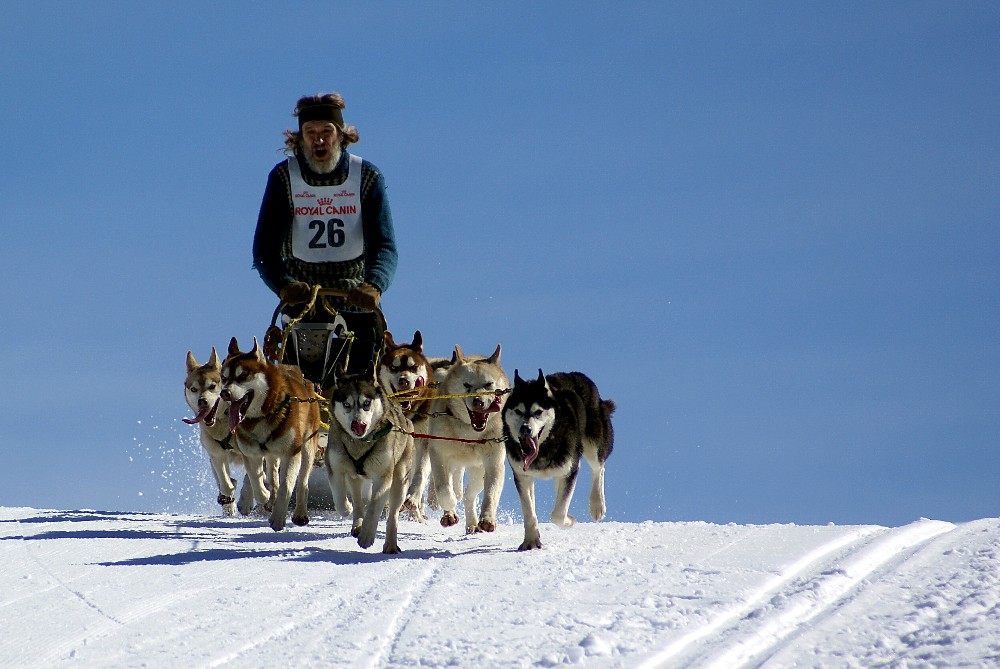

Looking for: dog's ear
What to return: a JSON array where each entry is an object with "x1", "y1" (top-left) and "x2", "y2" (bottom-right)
[
  {"x1": 251, "y1": 337, "x2": 264, "y2": 362},
  {"x1": 540, "y1": 369, "x2": 554, "y2": 397},
  {"x1": 412, "y1": 330, "x2": 423, "y2": 352},
  {"x1": 208, "y1": 347, "x2": 220, "y2": 369},
  {"x1": 513, "y1": 369, "x2": 523, "y2": 385},
  {"x1": 228, "y1": 337, "x2": 240, "y2": 357},
  {"x1": 384, "y1": 330, "x2": 397, "y2": 350},
  {"x1": 186, "y1": 351, "x2": 199, "y2": 373},
  {"x1": 487, "y1": 344, "x2": 502, "y2": 365},
  {"x1": 453, "y1": 344, "x2": 466, "y2": 364}
]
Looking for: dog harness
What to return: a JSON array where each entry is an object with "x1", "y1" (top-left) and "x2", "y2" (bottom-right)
[
  {"x1": 210, "y1": 433, "x2": 234, "y2": 451},
  {"x1": 343, "y1": 423, "x2": 395, "y2": 476},
  {"x1": 288, "y1": 154, "x2": 364, "y2": 264}
]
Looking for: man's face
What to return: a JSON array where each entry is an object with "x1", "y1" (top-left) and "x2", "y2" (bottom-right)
[{"x1": 301, "y1": 120, "x2": 340, "y2": 172}]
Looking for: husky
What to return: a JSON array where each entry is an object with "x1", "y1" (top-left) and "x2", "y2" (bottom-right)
[
  {"x1": 378, "y1": 330, "x2": 451, "y2": 520},
  {"x1": 426, "y1": 344, "x2": 509, "y2": 534},
  {"x1": 183, "y1": 348, "x2": 264, "y2": 516},
  {"x1": 503, "y1": 369, "x2": 615, "y2": 550},
  {"x1": 220, "y1": 337, "x2": 321, "y2": 532},
  {"x1": 325, "y1": 370, "x2": 414, "y2": 553}
]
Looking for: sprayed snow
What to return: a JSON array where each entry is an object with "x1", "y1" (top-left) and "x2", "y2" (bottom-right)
[{"x1": 2, "y1": 507, "x2": 999, "y2": 668}]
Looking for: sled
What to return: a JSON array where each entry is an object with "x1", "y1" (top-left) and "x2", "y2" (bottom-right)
[{"x1": 262, "y1": 287, "x2": 387, "y2": 391}]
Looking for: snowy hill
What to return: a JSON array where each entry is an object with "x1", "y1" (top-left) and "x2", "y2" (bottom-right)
[{"x1": 2, "y1": 507, "x2": 998, "y2": 668}]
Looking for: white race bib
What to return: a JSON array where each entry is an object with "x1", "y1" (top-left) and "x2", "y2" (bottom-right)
[{"x1": 288, "y1": 155, "x2": 364, "y2": 263}]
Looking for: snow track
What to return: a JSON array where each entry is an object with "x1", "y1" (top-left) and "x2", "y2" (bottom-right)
[
  {"x1": 635, "y1": 524, "x2": 883, "y2": 668},
  {"x1": 2, "y1": 508, "x2": 997, "y2": 668},
  {"x1": 692, "y1": 520, "x2": 955, "y2": 668}
]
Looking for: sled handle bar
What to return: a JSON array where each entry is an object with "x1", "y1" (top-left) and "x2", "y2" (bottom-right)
[{"x1": 268, "y1": 288, "x2": 387, "y2": 334}]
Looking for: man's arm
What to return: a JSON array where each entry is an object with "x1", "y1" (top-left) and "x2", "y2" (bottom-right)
[
  {"x1": 252, "y1": 165, "x2": 292, "y2": 296},
  {"x1": 361, "y1": 164, "x2": 398, "y2": 294}
]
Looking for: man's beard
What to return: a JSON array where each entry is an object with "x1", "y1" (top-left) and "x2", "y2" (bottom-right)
[{"x1": 303, "y1": 144, "x2": 342, "y2": 174}]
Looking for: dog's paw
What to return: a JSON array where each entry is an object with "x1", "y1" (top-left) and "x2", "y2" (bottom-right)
[
  {"x1": 551, "y1": 513, "x2": 576, "y2": 528},
  {"x1": 357, "y1": 530, "x2": 376, "y2": 549},
  {"x1": 382, "y1": 543, "x2": 402, "y2": 555},
  {"x1": 292, "y1": 514, "x2": 309, "y2": 527},
  {"x1": 335, "y1": 499, "x2": 353, "y2": 517},
  {"x1": 269, "y1": 517, "x2": 286, "y2": 532},
  {"x1": 518, "y1": 537, "x2": 543, "y2": 551},
  {"x1": 440, "y1": 511, "x2": 459, "y2": 527},
  {"x1": 400, "y1": 501, "x2": 425, "y2": 523},
  {"x1": 477, "y1": 518, "x2": 497, "y2": 533}
]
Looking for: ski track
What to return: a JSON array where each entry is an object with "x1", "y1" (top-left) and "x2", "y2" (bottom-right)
[
  {"x1": 367, "y1": 560, "x2": 441, "y2": 669},
  {"x1": 643, "y1": 519, "x2": 957, "y2": 669},
  {"x1": 633, "y1": 524, "x2": 880, "y2": 669},
  {"x1": 758, "y1": 518, "x2": 1000, "y2": 667}
]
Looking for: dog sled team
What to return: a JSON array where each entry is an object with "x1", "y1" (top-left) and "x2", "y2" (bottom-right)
[
  {"x1": 182, "y1": 90, "x2": 615, "y2": 552},
  {"x1": 184, "y1": 329, "x2": 616, "y2": 553}
]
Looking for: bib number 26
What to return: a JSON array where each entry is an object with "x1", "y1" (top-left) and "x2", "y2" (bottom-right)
[{"x1": 308, "y1": 218, "x2": 345, "y2": 249}]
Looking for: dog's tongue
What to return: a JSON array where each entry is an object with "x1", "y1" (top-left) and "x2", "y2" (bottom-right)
[
  {"x1": 183, "y1": 406, "x2": 211, "y2": 425},
  {"x1": 521, "y1": 435, "x2": 540, "y2": 471},
  {"x1": 184, "y1": 398, "x2": 221, "y2": 426},
  {"x1": 351, "y1": 420, "x2": 368, "y2": 437},
  {"x1": 228, "y1": 403, "x2": 242, "y2": 434},
  {"x1": 228, "y1": 394, "x2": 250, "y2": 434}
]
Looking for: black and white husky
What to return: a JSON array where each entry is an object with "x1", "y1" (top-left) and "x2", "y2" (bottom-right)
[{"x1": 502, "y1": 370, "x2": 615, "y2": 550}]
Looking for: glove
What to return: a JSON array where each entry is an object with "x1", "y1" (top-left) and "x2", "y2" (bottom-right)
[
  {"x1": 279, "y1": 281, "x2": 313, "y2": 304},
  {"x1": 347, "y1": 283, "x2": 381, "y2": 310}
]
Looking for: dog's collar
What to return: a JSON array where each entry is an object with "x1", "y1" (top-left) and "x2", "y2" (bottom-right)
[
  {"x1": 362, "y1": 423, "x2": 395, "y2": 443},
  {"x1": 213, "y1": 433, "x2": 235, "y2": 450}
]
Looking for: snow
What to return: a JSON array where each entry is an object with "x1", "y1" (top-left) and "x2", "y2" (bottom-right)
[{"x1": 3, "y1": 507, "x2": 999, "y2": 668}]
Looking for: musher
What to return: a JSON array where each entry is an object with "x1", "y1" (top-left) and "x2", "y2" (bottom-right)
[{"x1": 253, "y1": 92, "x2": 398, "y2": 384}]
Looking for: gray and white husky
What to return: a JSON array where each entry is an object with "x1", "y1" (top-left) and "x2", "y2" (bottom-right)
[
  {"x1": 426, "y1": 344, "x2": 509, "y2": 534},
  {"x1": 183, "y1": 348, "x2": 260, "y2": 516},
  {"x1": 325, "y1": 370, "x2": 414, "y2": 553},
  {"x1": 503, "y1": 369, "x2": 615, "y2": 550},
  {"x1": 378, "y1": 330, "x2": 442, "y2": 521}
]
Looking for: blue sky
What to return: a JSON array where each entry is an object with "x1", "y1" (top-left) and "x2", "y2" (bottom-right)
[{"x1": 2, "y1": 3, "x2": 998, "y2": 526}]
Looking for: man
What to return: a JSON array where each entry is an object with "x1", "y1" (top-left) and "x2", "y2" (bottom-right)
[{"x1": 253, "y1": 93, "x2": 397, "y2": 382}]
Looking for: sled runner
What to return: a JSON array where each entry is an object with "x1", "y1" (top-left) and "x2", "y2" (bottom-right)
[{"x1": 262, "y1": 287, "x2": 387, "y2": 391}]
